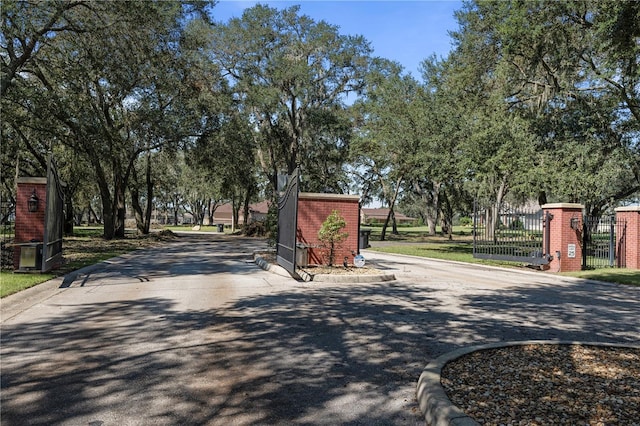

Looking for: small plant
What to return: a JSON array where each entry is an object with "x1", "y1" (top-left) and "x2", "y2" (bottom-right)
[{"x1": 318, "y1": 210, "x2": 349, "y2": 266}]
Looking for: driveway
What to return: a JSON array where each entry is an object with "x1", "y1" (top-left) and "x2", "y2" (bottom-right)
[{"x1": 1, "y1": 234, "x2": 638, "y2": 425}]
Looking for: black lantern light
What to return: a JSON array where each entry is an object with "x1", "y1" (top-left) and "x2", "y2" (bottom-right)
[
  {"x1": 570, "y1": 216, "x2": 580, "y2": 231},
  {"x1": 28, "y1": 189, "x2": 39, "y2": 213}
]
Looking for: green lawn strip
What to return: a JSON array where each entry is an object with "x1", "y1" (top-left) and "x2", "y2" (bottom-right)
[
  {"x1": 0, "y1": 272, "x2": 57, "y2": 298},
  {"x1": 561, "y1": 269, "x2": 640, "y2": 286},
  {"x1": 367, "y1": 242, "x2": 520, "y2": 268}
]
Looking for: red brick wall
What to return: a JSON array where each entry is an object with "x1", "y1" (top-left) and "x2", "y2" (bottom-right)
[
  {"x1": 543, "y1": 204, "x2": 583, "y2": 272},
  {"x1": 296, "y1": 193, "x2": 360, "y2": 266},
  {"x1": 13, "y1": 178, "x2": 47, "y2": 269},
  {"x1": 615, "y1": 207, "x2": 640, "y2": 270}
]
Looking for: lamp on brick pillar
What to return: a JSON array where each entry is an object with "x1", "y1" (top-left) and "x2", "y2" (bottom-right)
[{"x1": 28, "y1": 189, "x2": 39, "y2": 213}]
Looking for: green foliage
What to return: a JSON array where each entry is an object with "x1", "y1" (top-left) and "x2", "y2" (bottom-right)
[
  {"x1": 210, "y1": 4, "x2": 372, "y2": 193},
  {"x1": 449, "y1": 0, "x2": 640, "y2": 213},
  {"x1": 317, "y1": 210, "x2": 349, "y2": 265}
]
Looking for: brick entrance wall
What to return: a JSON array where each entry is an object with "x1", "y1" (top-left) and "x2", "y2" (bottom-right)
[
  {"x1": 542, "y1": 203, "x2": 583, "y2": 272},
  {"x1": 296, "y1": 193, "x2": 360, "y2": 266},
  {"x1": 615, "y1": 206, "x2": 640, "y2": 270},
  {"x1": 13, "y1": 177, "x2": 47, "y2": 269}
]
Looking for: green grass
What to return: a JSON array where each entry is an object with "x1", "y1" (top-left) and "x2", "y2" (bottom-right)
[
  {"x1": 1, "y1": 272, "x2": 56, "y2": 298},
  {"x1": 562, "y1": 269, "x2": 640, "y2": 286},
  {"x1": 368, "y1": 242, "x2": 525, "y2": 268}
]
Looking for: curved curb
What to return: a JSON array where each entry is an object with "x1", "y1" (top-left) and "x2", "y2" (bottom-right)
[
  {"x1": 253, "y1": 254, "x2": 292, "y2": 278},
  {"x1": 417, "y1": 340, "x2": 640, "y2": 426},
  {"x1": 311, "y1": 272, "x2": 396, "y2": 283},
  {"x1": 253, "y1": 254, "x2": 396, "y2": 283}
]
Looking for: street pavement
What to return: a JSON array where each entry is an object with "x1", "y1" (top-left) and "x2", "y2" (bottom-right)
[{"x1": 1, "y1": 234, "x2": 639, "y2": 425}]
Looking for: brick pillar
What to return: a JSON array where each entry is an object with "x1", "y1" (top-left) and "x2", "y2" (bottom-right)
[
  {"x1": 615, "y1": 206, "x2": 640, "y2": 270},
  {"x1": 542, "y1": 203, "x2": 584, "y2": 272},
  {"x1": 13, "y1": 177, "x2": 47, "y2": 269},
  {"x1": 297, "y1": 193, "x2": 360, "y2": 266}
]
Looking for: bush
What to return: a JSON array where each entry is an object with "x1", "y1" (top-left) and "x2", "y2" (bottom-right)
[
  {"x1": 458, "y1": 216, "x2": 472, "y2": 227},
  {"x1": 318, "y1": 210, "x2": 349, "y2": 266}
]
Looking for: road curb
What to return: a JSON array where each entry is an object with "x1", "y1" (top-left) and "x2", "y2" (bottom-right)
[
  {"x1": 253, "y1": 253, "x2": 293, "y2": 278},
  {"x1": 253, "y1": 253, "x2": 396, "y2": 283},
  {"x1": 416, "y1": 340, "x2": 640, "y2": 426}
]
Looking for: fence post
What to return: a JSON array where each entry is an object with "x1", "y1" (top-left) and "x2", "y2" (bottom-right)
[
  {"x1": 541, "y1": 203, "x2": 584, "y2": 272},
  {"x1": 614, "y1": 206, "x2": 640, "y2": 270}
]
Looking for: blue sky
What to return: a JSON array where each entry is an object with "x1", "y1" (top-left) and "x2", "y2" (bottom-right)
[{"x1": 211, "y1": 1, "x2": 463, "y2": 77}]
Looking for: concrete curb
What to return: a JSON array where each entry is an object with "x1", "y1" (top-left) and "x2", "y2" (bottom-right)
[
  {"x1": 363, "y1": 249, "x2": 630, "y2": 288},
  {"x1": 312, "y1": 272, "x2": 396, "y2": 283},
  {"x1": 253, "y1": 253, "x2": 396, "y2": 283},
  {"x1": 416, "y1": 340, "x2": 640, "y2": 426},
  {"x1": 253, "y1": 254, "x2": 292, "y2": 278}
]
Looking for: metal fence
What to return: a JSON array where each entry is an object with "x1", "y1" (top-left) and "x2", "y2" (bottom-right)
[
  {"x1": 473, "y1": 201, "x2": 551, "y2": 265},
  {"x1": 581, "y1": 215, "x2": 627, "y2": 269}
]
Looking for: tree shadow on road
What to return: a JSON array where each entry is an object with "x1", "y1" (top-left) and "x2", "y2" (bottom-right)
[{"x1": 2, "y1": 277, "x2": 639, "y2": 425}]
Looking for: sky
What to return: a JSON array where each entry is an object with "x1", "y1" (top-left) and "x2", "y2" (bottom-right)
[{"x1": 211, "y1": 0, "x2": 463, "y2": 77}]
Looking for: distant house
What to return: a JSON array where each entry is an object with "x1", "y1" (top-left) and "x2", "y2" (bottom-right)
[
  {"x1": 211, "y1": 201, "x2": 271, "y2": 226},
  {"x1": 360, "y1": 208, "x2": 416, "y2": 225}
]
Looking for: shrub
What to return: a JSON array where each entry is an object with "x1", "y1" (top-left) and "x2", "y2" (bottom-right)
[{"x1": 318, "y1": 210, "x2": 349, "y2": 266}]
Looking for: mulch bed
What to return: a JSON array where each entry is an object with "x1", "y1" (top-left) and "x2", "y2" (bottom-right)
[{"x1": 441, "y1": 344, "x2": 640, "y2": 425}]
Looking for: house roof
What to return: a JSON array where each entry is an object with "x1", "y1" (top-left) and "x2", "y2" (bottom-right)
[{"x1": 214, "y1": 201, "x2": 271, "y2": 215}]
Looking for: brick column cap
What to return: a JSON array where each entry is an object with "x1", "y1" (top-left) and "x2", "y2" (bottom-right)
[
  {"x1": 541, "y1": 203, "x2": 584, "y2": 210},
  {"x1": 17, "y1": 177, "x2": 47, "y2": 185},
  {"x1": 299, "y1": 192, "x2": 361, "y2": 201},
  {"x1": 615, "y1": 206, "x2": 640, "y2": 213}
]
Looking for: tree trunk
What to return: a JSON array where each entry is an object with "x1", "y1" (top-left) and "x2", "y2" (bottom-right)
[
  {"x1": 488, "y1": 174, "x2": 509, "y2": 241},
  {"x1": 63, "y1": 190, "x2": 74, "y2": 235},
  {"x1": 381, "y1": 175, "x2": 404, "y2": 241},
  {"x1": 143, "y1": 155, "x2": 153, "y2": 234},
  {"x1": 440, "y1": 190, "x2": 453, "y2": 240},
  {"x1": 242, "y1": 191, "x2": 251, "y2": 229},
  {"x1": 113, "y1": 173, "x2": 126, "y2": 238},
  {"x1": 391, "y1": 209, "x2": 398, "y2": 235}
]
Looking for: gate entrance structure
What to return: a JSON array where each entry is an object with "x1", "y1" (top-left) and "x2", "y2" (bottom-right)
[
  {"x1": 276, "y1": 168, "x2": 300, "y2": 275},
  {"x1": 580, "y1": 215, "x2": 627, "y2": 269},
  {"x1": 43, "y1": 157, "x2": 64, "y2": 272},
  {"x1": 473, "y1": 201, "x2": 552, "y2": 265},
  {"x1": 13, "y1": 156, "x2": 65, "y2": 272}
]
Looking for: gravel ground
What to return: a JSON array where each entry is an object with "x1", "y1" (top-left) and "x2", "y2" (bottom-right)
[{"x1": 441, "y1": 344, "x2": 640, "y2": 426}]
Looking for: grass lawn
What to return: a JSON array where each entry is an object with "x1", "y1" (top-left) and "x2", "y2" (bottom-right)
[
  {"x1": 367, "y1": 243, "x2": 530, "y2": 269},
  {"x1": 0, "y1": 272, "x2": 57, "y2": 298},
  {"x1": 562, "y1": 269, "x2": 640, "y2": 286}
]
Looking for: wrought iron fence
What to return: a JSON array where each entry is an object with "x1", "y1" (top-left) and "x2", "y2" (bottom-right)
[
  {"x1": 581, "y1": 215, "x2": 626, "y2": 269},
  {"x1": 473, "y1": 201, "x2": 551, "y2": 265}
]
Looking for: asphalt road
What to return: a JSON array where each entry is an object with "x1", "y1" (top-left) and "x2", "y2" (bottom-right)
[{"x1": 1, "y1": 234, "x2": 639, "y2": 425}]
